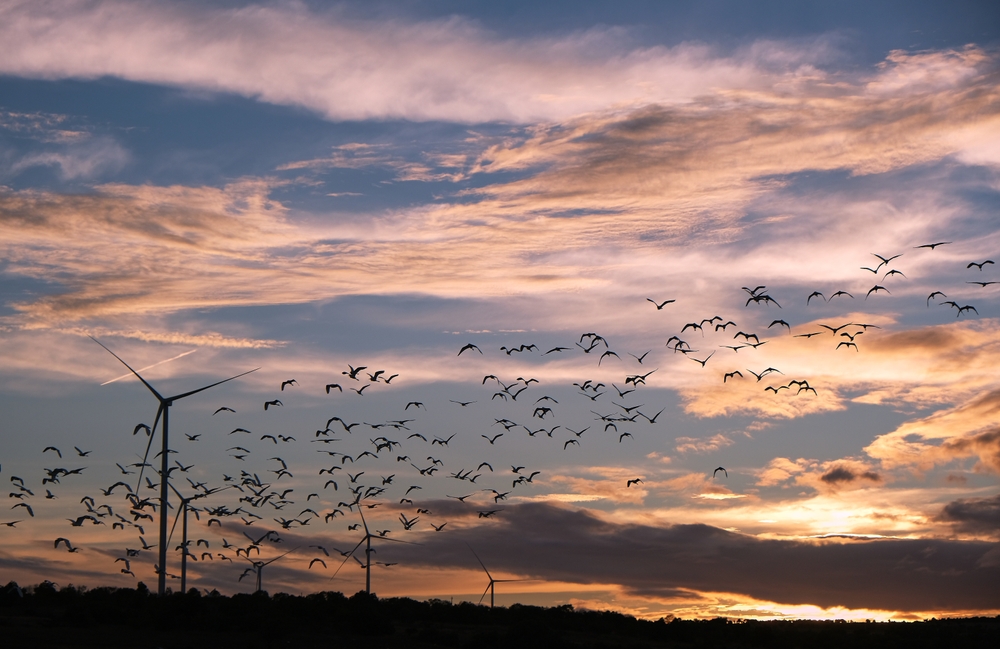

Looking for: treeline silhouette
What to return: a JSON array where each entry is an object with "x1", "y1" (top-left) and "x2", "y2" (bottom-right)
[{"x1": 1, "y1": 581, "x2": 996, "y2": 648}]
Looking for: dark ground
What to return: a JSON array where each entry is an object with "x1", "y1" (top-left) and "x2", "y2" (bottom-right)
[{"x1": 1, "y1": 582, "x2": 996, "y2": 649}]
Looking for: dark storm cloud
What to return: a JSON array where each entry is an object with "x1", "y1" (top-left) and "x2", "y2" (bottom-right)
[
  {"x1": 936, "y1": 495, "x2": 1000, "y2": 537},
  {"x1": 820, "y1": 466, "x2": 882, "y2": 484},
  {"x1": 385, "y1": 502, "x2": 999, "y2": 612}
]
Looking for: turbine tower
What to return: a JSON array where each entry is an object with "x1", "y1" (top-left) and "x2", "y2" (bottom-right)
[{"x1": 92, "y1": 336, "x2": 257, "y2": 596}]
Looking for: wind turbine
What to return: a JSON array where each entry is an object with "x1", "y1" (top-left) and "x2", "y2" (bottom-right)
[
  {"x1": 166, "y1": 482, "x2": 233, "y2": 594},
  {"x1": 239, "y1": 547, "x2": 298, "y2": 594},
  {"x1": 330, "y1": 500, "x2": 415, "y2": 594},
  {"x1": 91, "y1": 336, "x2": 257, "y2": 596},
  {"x1": 468, "y1": 544, "x2": 529, "y2": 609}
]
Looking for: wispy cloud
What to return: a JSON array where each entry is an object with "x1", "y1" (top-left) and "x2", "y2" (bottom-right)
[{"x1": 0, "y1": 0, "x2": 831, "y2": 124}]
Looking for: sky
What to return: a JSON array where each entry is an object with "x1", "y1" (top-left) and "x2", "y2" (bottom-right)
[{"x1": 1, "y1": 0, "x2": 999, "y2": 621}]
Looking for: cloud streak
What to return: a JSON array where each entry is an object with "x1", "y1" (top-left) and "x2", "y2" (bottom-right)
[{"x1": 0, "y1": 0, "x2": 829, "y2": 124}]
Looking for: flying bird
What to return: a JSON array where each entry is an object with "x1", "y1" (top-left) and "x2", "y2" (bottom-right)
[
  {"x1": 713, "y1": 467, "x2": 728, "y2": 478},
  {"x1": 280, "y1": 379, "x2": 297, "y2": 390},
  {"x1": 54, "y1": 537, "x2": 78, "y2": 552},
  {"x1": 263, "y1": 400, "x2": 282, "y2": 410},
  {"x1": 865, "y1": 285, "x2": 890, "y2": 299},
  {"x1": 457, "y1": 343, "x2": 483, "y2": 356},
  {"x1": 647, "y1": 298, "x2": 675, "y2": 309}
]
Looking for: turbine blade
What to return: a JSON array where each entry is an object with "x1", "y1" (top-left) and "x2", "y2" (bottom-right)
[
  {"x1": 329, "y1": 538, "x2": 367, "y2": 581},
  {"x1": 479, "y1": 582, "x2": 492, "y2": 605},
  {"x1": 262, "y1": 546, "x2": 299, "y2": 566},
  {"x1": 133, "y1": 403, "x2": 163, "y2": 494},
  {"x1": 167, "y1": 499, "x2": 183, "y2": 549},
  {"x1": 357, "y1": 506, "x2": 370, "y2": 535},
  {"x1": 466, "y1": 543, "x2": 492, "y2": 580},
  {"x1": 168, "y1": 368, "x2": 260, "y2": 401},
  {"x1": 91, "y1": 336, "x2": 164, "y2": 400}
]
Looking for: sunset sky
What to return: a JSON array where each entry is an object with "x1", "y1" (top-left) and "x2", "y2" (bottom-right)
[{"x1": 1, "y1": 0, "x2": 999, "y2": 620}]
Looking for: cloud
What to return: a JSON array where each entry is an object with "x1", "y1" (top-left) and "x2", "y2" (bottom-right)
[
  {"x1": 757, "y1": 457, "x2": 886, "y2": 494},
  {"x1": 0, "y1": 44, "x2": 996, "y2": 334},
  {"x1": 0, "y1": 0, "x2": 824, "y2": 124},
  {"x1": 0, "y1": 109, "x2": 89, "y2": 143},
  {"x1": 675, "y1": 433, "x2": 734, "y2": 454},
  {"x1": 7, "y1": 136, "x2": 129, "y2": 180},
  {"x1": 935, "y1": 494, "x2": 1000, "y2": 539},
  {"x1": 866, "y1": 390, "x2": 1000, "y2": 474},
  {"x1": 389, "y1": 502, "x2": 1000, "y2": 612},
  {"x1": 819, "y1": 467, "x2": 882, "y2": 485}
]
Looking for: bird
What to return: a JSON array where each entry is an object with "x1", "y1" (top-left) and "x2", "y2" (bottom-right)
[
  {"x1": 872, "y1": 253, "x2": 902, "y2": 270},
  {"x1": 626, "y1": 478, "x2": 643, "y2": 488},
  {"x1": 713, "y1": 467, "x2": 728, "y2": 478},
  {"x1": 342, "y1": 365, "x2": 367, "y2": 380},
  {"x1": 927, "y1": 291, "x2": 947, "y2": 306},
  {"x1": 647, "y1": 298, "x2": 675, "y2": 309},
  {"x1": 563, "y1": 439, "x2": 579, "y2": 449},
  {"x1": 481, "y1": 434, "x2": 503, "y2": 445},
  {"x1": 54, "y1": 537, "x2": 78, "y2": 552},
  {"x1": 458, "y1": 343, "x2": 483, "y2": 356},
  {"x1": 967, "y1": 260, "x2": 994, "y2": 270},
  {"x1": 325, "y1": 383, "x2": 343, "y2": 393},
  {"x1": 43, "y1": 446, "x2": 62, "y2": 458},
  {"x1": 598, "y1": 350, "x2": 620, "y2": 365},
  {"x1": 829, "y1": 290, "x2": 854, "y2": 300},
  {"x1": 690, "y1": 351, "x2": 715, "y2": 367},
  {"x1": 450, "y1": 400, "x2": 476, "y2": 407},
  {"x1": 280, "y1": 379, "x2": 297, "y2": 390},
  {"x1": 213, "y1": 407, "x2": 235, "y2": 415},
  {"x1": 723, "y1": 371, "x2": 743, "y2": 383},
  {"x1": 807, "y1": 291, "x2": 825, "y2": 305},
  {"x1": 865, "y1": 285, "x2": 890, "y2": 299},
  {"x1": 264, "y1": 399, "x2": 283, "y2": 410},
  {"x1": 915, "y1": 242, "x2": 951, "y2": 249}
]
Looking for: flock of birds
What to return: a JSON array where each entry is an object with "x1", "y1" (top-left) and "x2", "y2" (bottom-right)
[{"x1": 1, "y1": 243, "x2": 995, "y2": 597}]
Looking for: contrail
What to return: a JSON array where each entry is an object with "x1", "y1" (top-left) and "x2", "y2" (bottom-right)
[{"x1": 100, "y1": 349, "x2": 198, "y2": 385}]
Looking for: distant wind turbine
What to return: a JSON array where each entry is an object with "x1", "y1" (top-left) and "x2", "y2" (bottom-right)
[
  {"x1": 166, "y1": 482, "x2": 234, "y2": 594},
  {"x1": 240, "y1": 547, "x2": 298, "y2": 594},
  {"x1": 91, "y1": 336, "x2": 257, "y2": 596},
  {"x1": 329, "y1": 499, "x2": 415, "y2": 594},
  {"x1": 468, "y1": 543, "x2": 530, "y2": 609}
]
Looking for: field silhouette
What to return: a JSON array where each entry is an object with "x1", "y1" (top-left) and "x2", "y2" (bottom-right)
[{"x1": 1, "y1": 581, "x2": 996, "y2": 648}]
